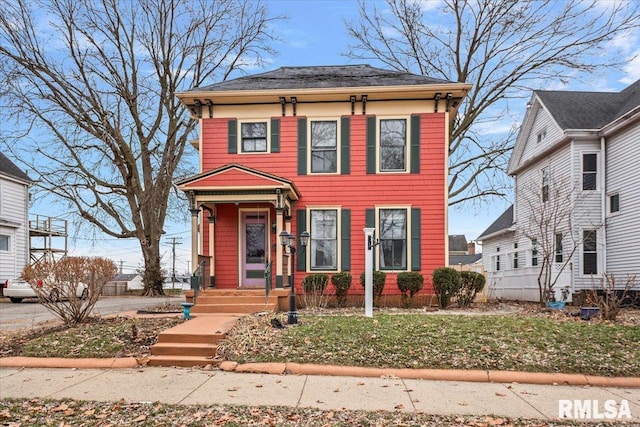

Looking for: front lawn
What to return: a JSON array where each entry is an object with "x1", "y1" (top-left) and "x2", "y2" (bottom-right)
[{"x1": 218, "y1": 312, "x2": 640, "y2": 377}]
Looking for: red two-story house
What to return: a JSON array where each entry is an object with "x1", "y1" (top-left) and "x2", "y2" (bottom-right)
[{"x1": 176, "y1": 65, "x2": 470, "y2": 300}]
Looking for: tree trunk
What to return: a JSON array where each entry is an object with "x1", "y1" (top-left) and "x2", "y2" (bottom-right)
[{"x1": 141, "y1": 239, "x2": 165, "y2": 296}]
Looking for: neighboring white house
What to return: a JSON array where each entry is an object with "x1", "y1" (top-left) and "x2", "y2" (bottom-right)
[
  {"x1": 479, "y1": 80, "x2": 640, "y2": 302},
  {"x1": 0, "y1": 153, "x2": 32, "y2": 287}
]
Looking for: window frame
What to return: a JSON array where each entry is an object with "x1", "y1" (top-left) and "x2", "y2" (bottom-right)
[
  {"x1": 608, "y1": 192, "x2": 620, "y2": 215},
  {"x1": 238, "y1": 120, "x2": 269, "y2": 154},
  {"x1": 554, "y1": 233, "x2": 563, "y2": 264},
  {"x1": 376, "y1": 206, "x2": 411, "y2": 271},
  {"x1": 582, "y1": 152, "x2": 598, "y2": 191},
  {"x1": 531, "y1": 239, "x2": 538, "y2": 267},
  {"x1": 307, "y1": 207, "x2": 340, "y2": 272},
  {"x1": 0, "y1": 234, "x2": 9, "y2": 252},
  {"x1": 378, "y1": 117, "x2": 409, "y2": 173},
  {"x1": 308, "y1": 119, "x2": 340, "y2": 174},
  {"x1": 513, "y1": 242, "x2": 519, "y2": 269},
  {"x1": 495, "y1": 246, "x2": 501, "y2": 271},
  {"x1": 536, "y1": 129, "x2": 547, "y2": 144},
  {"x1": 541, "y1": 167, "x2": 550, "y2": 203},
  {"x1": 582, "y1": 229, "x2": 598, "y2": 275}
]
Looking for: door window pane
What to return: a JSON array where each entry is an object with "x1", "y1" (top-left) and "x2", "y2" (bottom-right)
[{"x1": 246, "y1": 224, "x2": 266, "y2": 263}]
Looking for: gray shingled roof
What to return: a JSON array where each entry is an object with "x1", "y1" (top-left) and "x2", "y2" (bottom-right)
[
  {"x1": 477, "y1": 205, "x2": 514, "y2": 240},
  {"x1": 449, "y1": 254, "x2": 483, "y2": 266},
  {"x1": 448, "y1": 235, "x2": 468, "y2": 252},
  {"x1": 536, "y1": 79, "x2": 640, "y2": 130},
  {"x1": 0, "y1": 152, "x2": 31, "y2": 183},
  {"x1": 191, "y1": 64, "x2": 453, "y2": 92}
]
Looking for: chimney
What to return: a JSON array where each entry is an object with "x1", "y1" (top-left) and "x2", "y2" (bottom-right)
[{"x1": 467, "y1": 242, "x2": 475, "y2": 255}]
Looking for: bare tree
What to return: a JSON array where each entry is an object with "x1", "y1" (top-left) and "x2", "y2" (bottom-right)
[
  {"x1": 0, "y1": 0, "x2": 283, "y2": 295},
  {"x1": 22, "y1": 257, "x2": 117, "y2": 325},
  {"x1": 346, "y1": 0, "x2": 640, "y2": 206}
]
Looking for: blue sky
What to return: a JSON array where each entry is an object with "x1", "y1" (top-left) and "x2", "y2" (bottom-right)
[{"x1": 24, "y1": 0, "x2": 640, "y2": 274}]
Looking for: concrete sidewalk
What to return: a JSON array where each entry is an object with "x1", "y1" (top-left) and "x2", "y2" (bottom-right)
[{"x1": 1, "y1": 367, "x2": 639, "y2": 422}]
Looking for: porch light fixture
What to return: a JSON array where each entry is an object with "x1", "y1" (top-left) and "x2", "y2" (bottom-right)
[{"x1": 279, "y1": 230, "x2": 309, "y2": 325}]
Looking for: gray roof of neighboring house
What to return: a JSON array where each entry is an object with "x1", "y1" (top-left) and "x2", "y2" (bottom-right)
[
  {"x1": 477, "y1": 205, "x2": 514, "y2": 240},
  {"x1": 448, "y1": 235, "x2": 468, "y2": 253},
  {"x1": 190, "y1": 64, "x2": 453, "y2": 92},
  {"x1": 535, "y1": 79, "x2": 640, "y2": 130},
  {"x1": 0, "y1": 152, "x2": 31, "y2": 183},
  {"x1": 449, "y1": 254, "x2": 483, "y2": 266},
  {"x1": 112, "y1": 273, "x2": 140, "y2": 282}
]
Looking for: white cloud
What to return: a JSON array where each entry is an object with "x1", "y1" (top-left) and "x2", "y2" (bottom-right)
[{"x1": 621, "y1": 52, "x2": 640, "y2": 84}]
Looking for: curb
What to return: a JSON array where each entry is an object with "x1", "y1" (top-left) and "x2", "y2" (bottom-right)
[{"x1": 2, "y1": 357, "x2": 639, "y2": 388}]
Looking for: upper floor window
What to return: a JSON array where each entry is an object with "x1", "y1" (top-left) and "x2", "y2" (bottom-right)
[
  {"x1": 380, "y1": 119, "x2": 407, "y2": 172},
  {"x1": 241, "y1": 122, "x2": 267, "y2": 153},
  {"x1": 310, "y1": 121, "x2": 337, "y2": 173},
  {"x1": 310, "y1": 209, "x2": 337, "y2": 270},
  {"x1": 609, "y1": 192, "x2": 620, "y2": 214},
  {"x1": 536, "y1": 129, "x2": 547, "y2": 143},
  {"x1": 555, "y1": 233, "x2": 563, "y2": 263},
  {"x1": 582, "y1": 153, "x2": 597, "y2": 190},
  {"x1": 0, "y1": 235, "x2": 9, "y2": 251},
  {"x1": 583, "y1": 230, "x2": 597, "y2": 275},
  {"x1": 379, "y1": 208, "x2": 407, "y2": 270},
  {"x1": 531, "y1": 239, "x2": 538, "y2": 267},
  {"x1": 541, "y1": 167, "x2": 550, "y2": 202}
]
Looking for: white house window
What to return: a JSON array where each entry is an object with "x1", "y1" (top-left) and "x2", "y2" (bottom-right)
[
  {"x1": 513, "y1": 242, "x2": 519, "y2": 269},
  {"x1": 531, "y1": 239, "x2": 538, "y2": 267},
  {"x1": 536, "y1": 129, "x2": 546, "y2": 143},
  {"x1": 555, "y1": 233, "x2": 563, "y2": 263},
  {"x1": 0, "y1": 234, "x2": 9, "y2": 251},
  {"x1": 583, "y1": 230, "x2": 597, "y2": 275},
  {"x1": 241, "y1": 122, "x2": 267, "y2": 152},
  {"x1": 310, "y1": 121, "x2": 337, "y2": 173},
  {"x1": 495, "y1": 247, "x2": 501, "y2": 271},
  {"x1": 310, "y1": 209, "x2": 337, "y2": 270},
  {"x1": 582, "y1": 153, "x2": 597, "y2": 190},
  {"x1": 541, "y1": 167, "x2": 549, "y2": 202},
  {"x1": 379, "y1": 208, "x2": 407, "y2": 269},
  {"x1": 380, "y1": 119, "x2": 407, "y2": 171},
  {"x1": 609, "y1": 193, "x2": 620, "y2": 214}
]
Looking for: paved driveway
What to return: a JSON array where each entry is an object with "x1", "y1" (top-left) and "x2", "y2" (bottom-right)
[{"x1": 0, "y1": 295, "x2": 182, "y2": 330}]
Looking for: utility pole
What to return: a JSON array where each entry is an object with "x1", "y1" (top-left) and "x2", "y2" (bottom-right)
[{"x1": 166, "y1": 237, "x2": 182, "y2": 284}]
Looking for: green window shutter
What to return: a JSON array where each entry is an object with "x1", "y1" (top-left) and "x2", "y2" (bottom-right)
[
  {"x1": 341, "y1": 117, "x2": 350, "y2": 175},
  {"x1": 341, "y1": 209, "x2": 351, "y2": 271},
  {"x1": 365, "y1": 208, "x2": 375, "y2": 228},
  {"x1": 228, "y1": 119, "x2": 237, "y2": 154},
  {"x1": 366, "y1": 116, "x2": 376, "y2": 174},
  {"x1": 410, "y1": 115, "x2": 420, "y2": 174},
  {"x1": 296, "y1": 209, "x2": 307, "y2": 271},
  {"x1": 297, "y1": 118, "x2": 307, "y2": 175},
  {"x1": 411, "y1": 208, "x2": 421, "y2": 271},
  {"x1": 271, "y1": 118, "x2": 280, "y2": 153}
]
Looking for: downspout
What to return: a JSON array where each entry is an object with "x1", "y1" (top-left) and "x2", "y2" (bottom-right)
[{"x1": 600, "y1": 136, "x2": 606, "y2": 274}]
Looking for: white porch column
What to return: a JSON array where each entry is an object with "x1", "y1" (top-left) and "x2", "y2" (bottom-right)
[
  {"x1": 276, "y1": 207, "x2": 284, "y2": 287},
  {"x1": 190, "y1": 211, "x2": 199, "y2": 274}
]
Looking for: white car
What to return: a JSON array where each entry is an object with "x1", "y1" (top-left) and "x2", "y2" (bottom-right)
[{"x1": 3, "y1": 278, "x2": 89, "y2": 303}]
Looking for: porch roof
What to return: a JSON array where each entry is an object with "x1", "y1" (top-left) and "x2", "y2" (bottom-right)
[{"x1": 176, "y1": 163, "x2": 301, "y2": 201}]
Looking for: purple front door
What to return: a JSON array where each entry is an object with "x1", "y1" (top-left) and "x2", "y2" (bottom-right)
[{"x1": 241, "y1": 212, "x2": 268, "y2": 287}]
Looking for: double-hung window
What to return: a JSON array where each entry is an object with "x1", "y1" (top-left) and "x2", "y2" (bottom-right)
[
  {"x1": 379, "y1": 208, "x2": 407, "y2": 269},
  {"x1": 513, "y1": 242, "x2": 519, "y2": 269},
  {"x1": 531, "y1": 239, "x2": 538, "y2": 266},
  {"x1": 380, "y1": 119, "x2": 407, "y2": 171},
  {"x1": 555, "y1": 233, "x2": 563, "y2": 263},
  {"x1": 310, "y1": 209, "x2": 337, "y2": 270},
  {"x1": 582, "y1": 153, "x2": 597, "y2": 190},
  {"x1": 0, "y1": 234, "x2": 9, "y2": 251},
  {"x1": 583, "y1": 230, "x2": 597, "y2": 275},
  {"x1": 495, "y1": 247, "x2": 501, "y2": 271},
  {"x1": 541, "y1": 167, "x2": 550, "y2": 202},
  {"x1": 310, "y1": 121, "x2": 337, "y2": 173},
  {"x1": 241, "y1": 122, "x2": 267, "y2": 153}
]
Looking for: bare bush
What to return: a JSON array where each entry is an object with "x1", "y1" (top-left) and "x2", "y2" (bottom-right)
[
  {"x1": 22, "y1": 257, "x2": 117, "y2": 325},
  {"x1": 587, "y1": 274, "x2": 638, "y2": 322}
]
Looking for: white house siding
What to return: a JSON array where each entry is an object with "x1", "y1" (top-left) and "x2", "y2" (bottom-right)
[
  {"x1": 520, "y1": 104, "x2": 564, "y2": 162},
  {"x1": 605, "y1": 124, "x2": 640, "y2": 280},
  {"x1": 0, "y1": 177, "x2": 30, "y2": 283}
]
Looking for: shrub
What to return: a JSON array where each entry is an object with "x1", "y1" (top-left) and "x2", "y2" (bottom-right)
[
  {"x1": 21, "y1": 256, "x2": 117, "y2": 325},
  {"x1": 456, "y1": 271, "x2": 486, "y2": 307},
  {"x1": 396, "y1": 272, "x2": 424, "y2": 307},
  {"x1": 331, "y1": 272, "x2": 352, "y2": 307},
  {"x1": 432, "y1": 267, "x2": 461, "y2": 309},
  {"x1": 301, "y1": 273, "x2": 330, "y2": 309},
  {"x1": 359, "y1": 271, "x2": 386, "y2": 306},
  {"x1": 587, "y1": 274, "x2": 638, "y2": 321}
]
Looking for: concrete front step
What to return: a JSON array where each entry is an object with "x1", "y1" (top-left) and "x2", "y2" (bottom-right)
[
  {"x1": 193, "y1": 295, "x2": 278, "y2": 305},
  {"x1": 147, "y1": 355, "x2": 220, "y2": 367},
  {"x1": 151, "y1": 342, "x2": 217, "y2": 357},
  {"x1": 191, "y1": 303, "x2": 277, "y2": 314}
]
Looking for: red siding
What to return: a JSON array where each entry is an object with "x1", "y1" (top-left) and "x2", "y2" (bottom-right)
[{"x1": 199, "y1": 113, "x2": 447, "y2": 295}]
